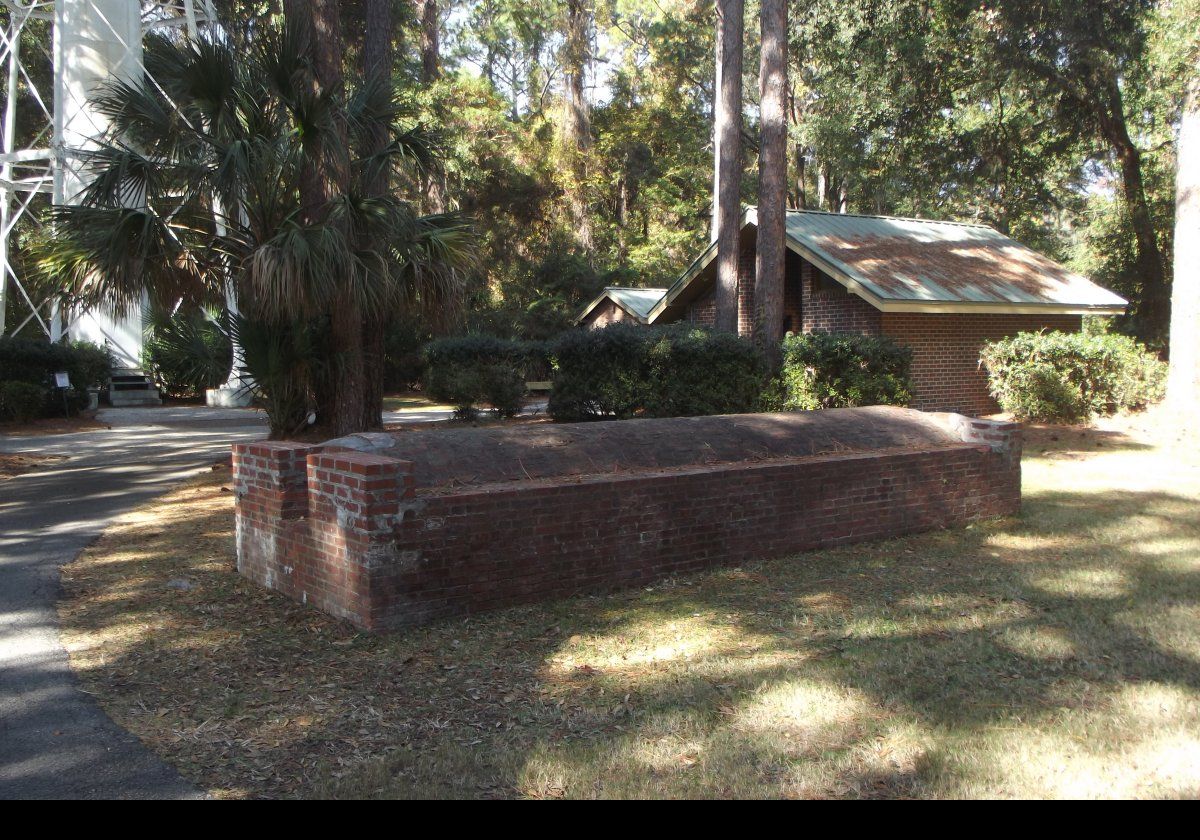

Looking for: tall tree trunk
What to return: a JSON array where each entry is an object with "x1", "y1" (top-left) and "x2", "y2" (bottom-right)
[
  {"x1": 794, "y1": 144, "x2": 807, "y2": 209},
  {"x1": 286, "y1": 0, "x2": 367, "y2": 436},
  {"x1": 753, "y1": 0, "x2": 787, "y2": 368},
  {"x1": 1098, "y1": 75, "x2": 1170, "y2": 344},
  {"x1": 420, "y1": 0, "x2": 440, "y2": 83},
  {"x1": 711, "y1": 17, "x2": 723, "y2": 244},
  {"x1": 419, "y1": 0, "x2": 445, "y2": 213},
  {"x1": 714, "y1": 0, "x2": 743, "y2": 334},
  {"x1": 562, "y1": 0, "x2": 593, "y2": 252},
  {"x1": 360, "y1": 0, "x2": 395, "y2": 429},
  {"x1": 1169, "y1": 69, "x2": 1200, "y2": 420}
]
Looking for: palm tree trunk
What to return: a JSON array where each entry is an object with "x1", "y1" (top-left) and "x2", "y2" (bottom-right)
[
  {"x1": 286, "y1": 0, "x2": 368, "y2": 436},
  {"x1": 713, "y1": 0, "x2": 743, "y2": 334},
  {"x1": 753, "y1": 0, "x2": 787, "y2": 369},
  {"x1": 1169, "y1": 69, "x2": 1200, "y2": 419}
]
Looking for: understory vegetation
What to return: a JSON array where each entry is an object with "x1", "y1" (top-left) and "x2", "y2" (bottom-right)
[
  {"x1": 547, "y1": 323, "x2": 765, "y2": 421},
  {"x1": 774, "y1": 331, "x2": 914, "y2": 411},
  {"x1": 423, "y1": 335, "x2": 534, "y2": 419},
  {"x1": 981, "y1": 329, "x2": 1167, "y2": 423},
  {"x1": 58, "y1": 410, "x2": 1200, "y2": 799},
  {"x1": 0, "y1": 336, "x2": 111, "y2": 421},
  {"x1": 142, "y1": 310, "x2": 233, "y2": 399}
]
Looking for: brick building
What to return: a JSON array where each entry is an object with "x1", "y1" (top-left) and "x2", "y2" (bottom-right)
[{"x1": 575, "y1": 208, "x2": 1127, "y2": 416}]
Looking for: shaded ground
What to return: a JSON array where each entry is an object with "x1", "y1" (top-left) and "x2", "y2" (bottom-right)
[
  {"x1": 0, "y1": 412, "x2": 267, "y2": 799},
  {"x1": 0, "y1": 415, "x2": 109, "y2": 437},
  {"x1": 0, "y1": 452, "x2": 64, "y2": 480},
  {"x1": 57, "y1": 411, "x2": 1200, "y2": 799}
]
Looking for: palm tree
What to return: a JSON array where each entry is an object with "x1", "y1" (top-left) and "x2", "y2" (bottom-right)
[{"x1": 38, "y1": 24, "x2": 473, "y2": 437}]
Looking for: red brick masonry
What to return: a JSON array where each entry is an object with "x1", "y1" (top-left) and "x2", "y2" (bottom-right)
[{"x1": 233, "y1": 408, "x2": 1021, "y2": 631}]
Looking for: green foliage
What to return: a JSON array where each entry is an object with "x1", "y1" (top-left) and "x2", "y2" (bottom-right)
[
  {"x1": 980, "y1": 330, "x2": 1167, "y2": 422},
  {"x1": 547, "y1": 323, "x2": 766, "y2": 422},
  {"x1": 382, "y1": 316, "x2": 431, "y2": 392},
  {"x1": 0, "y1": 380, "x2": 48, "y2": 424},
  {"x1": 779, "y1": 332, "x2": 913, "y2": 410},
  {"x1": 231, "y1": 316, "x2": 327, "y2": 438},
  {"x1": 143, "y1": 310, "x2": 233, "y2": 398},
  {"x1": 424, "y1": 336, "x2": 531, "y2": 419},
  {"x1": 0, "y1": 336, "x2": 111, "y2": 417}
]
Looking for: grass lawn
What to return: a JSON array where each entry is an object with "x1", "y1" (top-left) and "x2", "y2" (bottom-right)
[{"x1": 58, "y1": 410, "x2": 1200, "y2": 799}]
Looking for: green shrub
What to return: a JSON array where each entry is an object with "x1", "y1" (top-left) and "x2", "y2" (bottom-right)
[
  {"x1": 143, "y1": 310, "x2": 233, "y2": 398},
  {"x1": 231, "y1": 316, "x2": 327, "y2": 438},
  {"x1": 547, "y1": 323, "x2": 766, "y2": 422},
  {"x1": 382, "y1": 317, "x2": 430, "y2": 392},
  {"x1": 0, "y1": 336, "x2": 111, "y2": 417},
  {"x1": 0, "y1": 381, "x2": 47, "y2": 423},
  {"x1": 779, "y1": 331, "x2": 913, "y2": 410},
  {"x1": 424, "y1": 335, "x2": 531, "y2": 419},
  {"x1": 980, "y1": 330, "x2": 1166, "y2": 422}
]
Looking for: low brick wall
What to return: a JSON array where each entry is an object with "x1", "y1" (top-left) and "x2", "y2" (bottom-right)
[{"x1": 233, "y1": 408, "x2": 1021, "y2": 631}]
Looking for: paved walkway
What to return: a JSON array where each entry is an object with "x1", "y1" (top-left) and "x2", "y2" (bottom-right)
[
  {"x1": 0, "y1": 400, "x2": 545, "y2": 799},
  {"x1": 0, "y1": 410, "x2": 270, "y2": 798}
]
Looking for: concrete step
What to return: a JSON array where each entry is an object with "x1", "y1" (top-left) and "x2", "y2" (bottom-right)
[{"x1": 105, "y1": 369, "x2": 161, "y2": 406}]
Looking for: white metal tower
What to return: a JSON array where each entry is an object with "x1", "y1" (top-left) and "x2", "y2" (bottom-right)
[{"x1": 0, "y1": 0, "x2": 217, "y2": 369}]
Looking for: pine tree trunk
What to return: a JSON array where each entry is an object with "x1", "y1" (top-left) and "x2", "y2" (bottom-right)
[
  {"x1": 419, "y1": 0, "x2": 445, "y2": 213},
  {"x1": 753, "y1": 0, "x2": 787, "y2": 369},
  {"x1": 714, "y1": 0, "x2": 743, "y2": 334},
  {"x1": 420, "y1": 0, "x2": 440, "y2": 82},
  {"x1": 562, "y1": 0, "x2": 593, "y2": 252},
  {"x1": 1169, "y1": 70, "x2": 1200, "y2": 419},
  {"x1": 711, "y1": 18, "x2": 722, "y2": 244},
  {"x1": 360, "y1": 0, "x2": 395, "y2": 429}
]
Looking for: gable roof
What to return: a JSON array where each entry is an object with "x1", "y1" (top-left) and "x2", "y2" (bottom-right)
[
  {"x1": 575, "y1": 286, "x2": 668, "y2": 325},
  {"x1": 646, "y1": 208, "x2": 1127, "y2": 323}
]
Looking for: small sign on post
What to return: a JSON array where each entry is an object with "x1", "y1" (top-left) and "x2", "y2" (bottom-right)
[{"x1": 54, "y1": 371, "x2": 71, "y2": 417}]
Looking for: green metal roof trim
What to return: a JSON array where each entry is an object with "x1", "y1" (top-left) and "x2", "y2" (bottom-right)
[
  {"x1": 647, "y1": 208, "x2": 1127, "y2": 322},
  {"x1": 575, "y1": 286, "x2": 669, "y2": 324}
]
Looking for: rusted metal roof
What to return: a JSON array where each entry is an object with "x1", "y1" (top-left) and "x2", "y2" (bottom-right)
[
  {"x1": 782, "y1": 210, "x2": 1127, "y2": 312},
  {"x1": 643, "y1": 208, "x2": 1127, "y2": 323},
  {"x1": 575, "y1": 287, "x2": 668, "y2": 324}
]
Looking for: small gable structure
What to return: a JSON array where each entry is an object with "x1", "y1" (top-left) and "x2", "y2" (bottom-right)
[{"x1": 577, "y1": 208, "x2": 1127, "y2": 416}]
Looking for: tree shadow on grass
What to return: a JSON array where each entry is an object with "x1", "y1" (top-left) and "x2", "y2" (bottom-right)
[{"x1": 55, "y1": 470, "x2": 1200, "y2": 799}]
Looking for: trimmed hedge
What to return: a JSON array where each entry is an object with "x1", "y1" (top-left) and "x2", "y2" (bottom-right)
[
  {"x1": 0, "y1": 381, "x2": 46, "y2": 423},
  {"x1": 548, "y1": 323, "x2": 766, "y2": 421},
  {"x1": 424, "y1": 335, "x2": 532, "y2": 419},
  {"x1": 0, "y1": 336, "x2": 112, "y2": 418},
  {"x1": 980, "y1": 330, "x2": 1166, "y2": 423},
  {"x1": 778, "y1": 331, "x2": 913, "y2": 410}
]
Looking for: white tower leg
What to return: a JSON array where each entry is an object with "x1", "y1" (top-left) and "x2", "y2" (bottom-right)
[{"x1": 54, "y1": 0, "x2": 144, "y2": 366}]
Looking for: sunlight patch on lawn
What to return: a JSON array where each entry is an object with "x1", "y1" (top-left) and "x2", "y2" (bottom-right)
[{"x1": 1028, "y1": 567, "x2": 1131, "y2": 599}]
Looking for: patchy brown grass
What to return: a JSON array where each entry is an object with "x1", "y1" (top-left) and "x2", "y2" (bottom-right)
[
  {"x1": 0, "y1": 415, "x2": 108, "y2": 437},
  {"x1": 59, "y1": 409, "x2": 1200, "y2": 799},
  {"x1": 0, "y1": 451, "x2": 65, "y2": 479}
]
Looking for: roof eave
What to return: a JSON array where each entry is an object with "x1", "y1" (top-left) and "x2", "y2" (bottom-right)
[
  {"x1": 574, "y1": 291, "x2": 652, "y2": 326},
  {"x1": 782, "y1": 234, "x2": 1127, "y2": 316}
]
